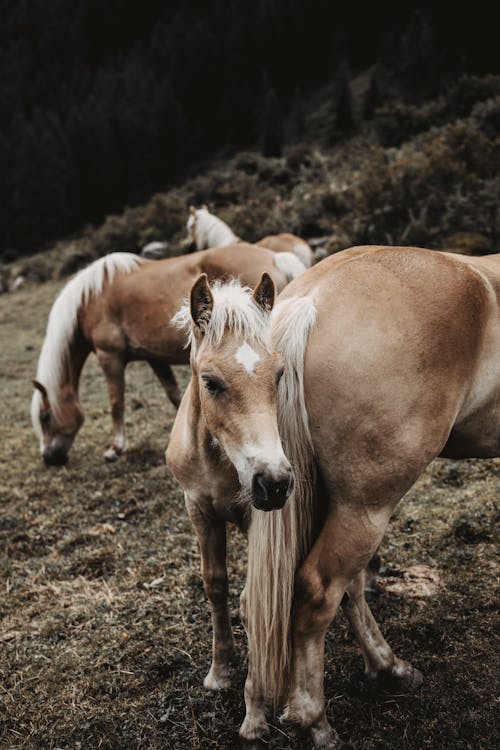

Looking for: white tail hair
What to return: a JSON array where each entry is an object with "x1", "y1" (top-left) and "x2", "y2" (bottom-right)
[
  {"x1": 32, "y1": 252, "x2": 142, "y2": 432},
  {"x1": 293, "y1": 241, "x2": 314, "y2": 268},
  {"x1": 273, "y1": 251, "x2": 307, "y2": 282},
  {"x1": 245, "y1": 294, "x2": 317, "y2": 707}
]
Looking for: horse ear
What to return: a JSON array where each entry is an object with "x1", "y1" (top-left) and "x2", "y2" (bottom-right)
[
  {"x1": 33, "y1": 379, "x2": 50, "y2": 409},
  {"x1": 190, "y1": 273, "x2": 214, "y2": 331},
  {"x1": 189, "y1": 205, "x2": 196, "y2": 215},
  {"x1": 201, "y1": 204, "x2": 208, "y2": 211},
  {"x1": 253, "y1": 272, "x2": 275, "y2": 312}
]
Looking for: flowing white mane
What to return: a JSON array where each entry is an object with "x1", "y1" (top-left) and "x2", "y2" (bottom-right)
[
  {"x1": 172, "y1": 279, "x2": 271, "y2": 353},
  {"x1": 191, "y1": 208, "x2": 239, "y2": 249},
  {"x1": 32, "y1": 253, "x2": 142, "y2": 431}
]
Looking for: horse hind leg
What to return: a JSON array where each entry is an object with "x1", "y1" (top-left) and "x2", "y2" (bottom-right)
[
  {"x1": 342, "y1": 570, "x2": 423, "y2": 692},
  {"x1": 149, "y1": 360, "x2": 181, "y2": 409},
  {"x1": 281, "y1": 503, "x2": 396, "y2": 749},
  {"x1": 96, "y1": 349, "x2": 128, "y2": 462}
]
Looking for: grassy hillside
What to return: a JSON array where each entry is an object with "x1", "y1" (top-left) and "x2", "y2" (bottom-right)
[
  {"x1": 2, "y1": 73, "x2": 500, "y2": 291},
  {"x1": 0, "y1": 252, "x2": 499, "y2": 749}
]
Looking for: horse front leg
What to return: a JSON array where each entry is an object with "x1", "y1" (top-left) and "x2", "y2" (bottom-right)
[
  {"x1": 184, "y1": 494, "x2": 234, "y2": 690},
  {"x1": 342, "y1": 570, "x2": 423, "y2": 691},
  {"x1": 282, "y1": 504, "x2": 392, "y2": 750},
  {"x1": 149, "y1": 360, "x2": 182, "y2": 409},
  {"x1": 96, "y1": 349, "x2": 127, "y2": 462}
]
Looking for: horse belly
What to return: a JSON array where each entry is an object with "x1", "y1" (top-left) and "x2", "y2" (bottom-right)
[
  {"x1": 441, "y1": 404, "x2": 500, "y2": 458},
  {"x1": 443, "y1": 315, "x2": 500, "y2": 458}
]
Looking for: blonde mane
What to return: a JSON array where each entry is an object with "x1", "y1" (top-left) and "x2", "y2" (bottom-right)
[
  {"x1": 246, "y1": 294, "x2": 317, "y2": 707},
  {"x1": 172, "y1": 278, "x2": 271, "y2": 353},
  {"x1": 31, "y1": 253, "x2": 143, "y2": 433}
]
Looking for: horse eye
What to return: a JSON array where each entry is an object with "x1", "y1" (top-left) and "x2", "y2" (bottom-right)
[
  {"x1": 202, "y1": 376, "x2": 226, "y2": 396},
  {"x1": 41, "y1": 411, "x2": 51, "y2": 425}
]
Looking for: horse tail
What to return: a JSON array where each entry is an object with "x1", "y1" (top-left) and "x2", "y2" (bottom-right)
[
  {"x1": 273, "y1": 251, "x2": 307, "y2": 284},
  {"x1": 293, "y1": 241, "x2": 314, "y2": 268},
  {"x1": 245, "y1": 294, "x2": 317, "y2": 708}
]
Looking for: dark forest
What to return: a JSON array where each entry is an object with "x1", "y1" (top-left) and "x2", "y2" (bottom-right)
[{"x1": 0, "y1": 2, "x2": 497, "y2": 260}]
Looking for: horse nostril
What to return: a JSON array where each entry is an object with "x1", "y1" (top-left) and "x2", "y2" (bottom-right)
[{"x1": 251, "y1": 471, "x2": 293, "y2": 511}]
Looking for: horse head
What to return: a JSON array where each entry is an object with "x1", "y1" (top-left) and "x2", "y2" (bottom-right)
[
  {"x1": 31, "y1": 380, "x2": 84, "y2": 466},
  {"x1": 185, "y1": 204, "x2": 210, "y2": 252},
  {"x1": 187, "y1": 273, "x2": 293, "y2": 510}
]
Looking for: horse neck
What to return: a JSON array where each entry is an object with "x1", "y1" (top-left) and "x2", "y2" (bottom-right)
[
  {"x1": 55, "y1": 327, "x2": 90, "y2": 406},
  {"x1": 67, "y1": 331, "x2": 90, "y2": 392},
  {"x1": 182, "y1": 375, "x2": 240, "y2": 499}
]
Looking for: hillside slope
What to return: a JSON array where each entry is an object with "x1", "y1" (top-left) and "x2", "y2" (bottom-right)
[{"x1": 2, "y1": 73, "x2": 500, "y2": 290}]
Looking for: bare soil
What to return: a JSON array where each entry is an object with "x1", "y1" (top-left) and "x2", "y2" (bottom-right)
[{"x1": 1, "y1": 280, "x2": 498, "y2": 749}]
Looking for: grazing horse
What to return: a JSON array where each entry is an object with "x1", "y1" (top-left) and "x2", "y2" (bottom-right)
[
  {"x1": 166, "y1": 246, "x2": 500, "y2": 748},
  {"x1": 185, "y1": 205, "x2": 314, "y2": 267},
  {"x1": 31, "y1": 244, "x2": 304, "y2": 466}
]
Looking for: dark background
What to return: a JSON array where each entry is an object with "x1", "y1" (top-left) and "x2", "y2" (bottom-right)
[{"x1": 0, "y1": 2, "x2": 497, "y2": 261}]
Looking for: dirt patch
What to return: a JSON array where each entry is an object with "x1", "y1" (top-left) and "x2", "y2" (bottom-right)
[{"x1": 0, "y1": 280, "x2": 499, "y2": 749}]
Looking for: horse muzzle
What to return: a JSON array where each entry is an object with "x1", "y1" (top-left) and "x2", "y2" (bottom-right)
[
  {"x1": 43, "y1": 446, "x2": 68, "y2": 466},
  {"x1": 251, "y1": 470, "x2": 294, "y2": 511}
]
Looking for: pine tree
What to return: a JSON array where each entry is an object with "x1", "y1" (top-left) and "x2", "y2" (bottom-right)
[{"x1": 261, "y1": 86, "x2": 284, "y2": 158}]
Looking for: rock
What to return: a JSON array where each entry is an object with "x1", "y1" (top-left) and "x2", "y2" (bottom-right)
[
  {"x1": 10, "y1": 274, "x2": 26, "y2": 291},
  {"x1": 141, "y1": 241, "x2": 169, "y2": 259}
]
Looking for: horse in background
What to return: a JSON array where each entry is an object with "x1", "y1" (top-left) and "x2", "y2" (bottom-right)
[
  {"x1": 166, "y1": 247, "x2": 500, "y2": 748},
  {"x1": 185, "y1": 205, "x2": 314, "y2": 267},
  {"x1": 32, "y1": 244, "x2": 305, "y2": 466},
  {"x1": 185, "y1": 206, "x2": 239, "y2": 252}
]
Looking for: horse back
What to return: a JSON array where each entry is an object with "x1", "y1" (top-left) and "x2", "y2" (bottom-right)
[{"x1": 297, "y1": 247, "x2": 500, "y2": 488}]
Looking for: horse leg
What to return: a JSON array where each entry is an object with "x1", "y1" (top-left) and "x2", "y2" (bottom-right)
[
  {"x1": 282, "y1": 503, "x2": 393, "y2": 750},
  {"x1": 239, "y1": 585, "x2": 269, "y2": 745},
  {"x1": 342, "y1": 570, "x2": 423, "y2": 691},
  {"x1": 96, "y1": 349, "x2": 127, "y2": 462},
  {"x1": 184, "y1": 493, "x2": 234, "y2": 690},
  {"x1": 364, "y1": 550, "x2": 381, "y2": 597},
  {"x1": 149, "y1": 360, "x2": 182, "y2": 409}
]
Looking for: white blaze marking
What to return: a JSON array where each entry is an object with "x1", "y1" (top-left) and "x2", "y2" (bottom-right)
[{"x1": 235, "y1": 342, "x2": 260, "y2": 374}]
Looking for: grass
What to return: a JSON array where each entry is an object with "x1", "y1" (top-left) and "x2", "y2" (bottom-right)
[{"x1": 0, "y1": 278, "x2": 499, "y2": 749}]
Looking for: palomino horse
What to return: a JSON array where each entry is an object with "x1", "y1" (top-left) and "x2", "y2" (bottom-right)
[
  {"x1": 166, "y1": 246, "x2": 500, "y2": 748},
  {"x1": 31, "y1": 243, "x2": 304, "y2": 466},
  {"x1": 185, "y1": 205, "x2": 314, "y2": 267}
]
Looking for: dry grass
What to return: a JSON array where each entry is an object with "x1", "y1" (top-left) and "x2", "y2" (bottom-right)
[{"x1": 0, "y1": 279, "x2": 499, "y2": 749}]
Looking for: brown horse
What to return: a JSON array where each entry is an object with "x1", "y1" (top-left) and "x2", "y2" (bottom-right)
[
  {"x1": 31, "y1": 243, "x2": 304, "y2": 466},
  {"x1": 166, "y1": 246, "x2": 500, "y2": 748}
]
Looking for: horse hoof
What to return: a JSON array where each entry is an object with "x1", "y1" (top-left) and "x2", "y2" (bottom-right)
[
  {"x1": 239, "y1": 714, "x2": 269, "y2": 742},
  {"x1": 203, "y1": 669, "x2": 231, "y2": 690},
  {"x1": 104, "y1": 448, "x2": 122, "y2": 462},
  {"x1": 371, "y1": 663, "x2": 423, "y2": 693}
]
